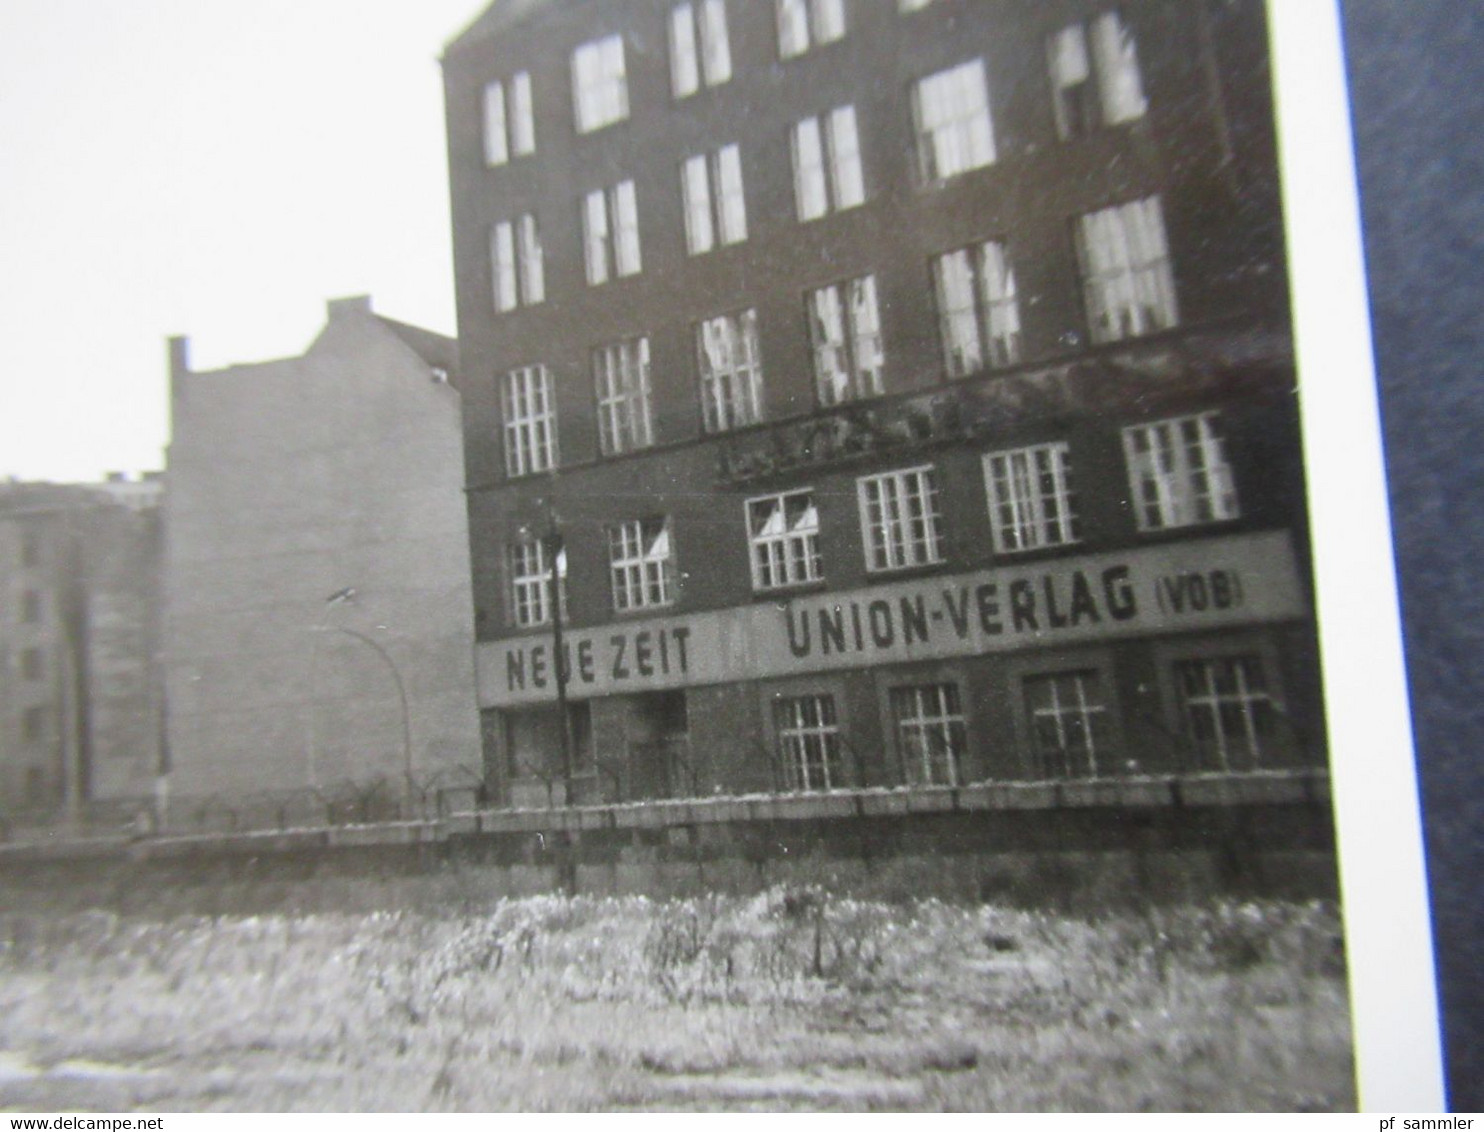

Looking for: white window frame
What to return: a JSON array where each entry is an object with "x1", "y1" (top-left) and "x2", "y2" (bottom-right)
[
  {"x1": 594, "y1": 337, "x2": 655, "y2": 456},
  {"x1": 807, "y1": 275, "x2": 884, "y2": 405},
  {"x1": 857, "y1": 465, "x2": 944, "y2": 573},
  {"x1": 1076, "y1": 195, "x2": 1178, "y2": 343},
  {"x1": 681, "y1": 144, "x2": 747, "y2": 255},
  {"x1": 1024, "y1": 670, "x2": 1110, "y2": 778},
  {"x1": 890, "y1": 683, "x2": 965, "y2": 786},
  {"x1": 746, "y1": 489, "x2": 822, "y2": 591},
  {"x1": 791, "y1": 105, "x2": 864, "y2": 221},
  {"x1": 583, "y1": 180, "x2": 642, "y2": 286},
  {"x1": 777, "y1": 0, "x2": 845, "y2": 60},
  {"x1": 982, "y1": 442, "x2": 1079, "y2": 554},
  {"x1": 912, "y1": 59, "x2": 996, "y2": 182},
  {"x1": 696, "y1": 309, "x2": 763, "y2": 433},
  {"x1": 509, "y1": 537, "x2": 567, "y2": 628},
  {"x1": 774, "y1": 694, "x2": 842, "y2": 792},
  {"x1": 932, "y1": 239, "x2": 1021, "y2": 376},
  {"x1": 482, "y1": 72, "x2": 534, "y2": 166},
  {"x1": 491, "y1": 215, "x2": 545, "y2": 312},
  {"x1": 670, "y1": 0, "x2": 732, "y2": 98},
  {"x1": 1048, "y1": 11, "x2": 1148, "y2": 140},
  {"x1": 501, "y1": 364, "x2": 558, "y2": 477},
  {"x1": 608, "y1": 517, "x2": 675, "y2": 612},
  {"x1": 572, "y1": 33, "x2": 629, "y2": 134},
  {"x1": 1122, "y1": 412, "x2": 1239, "y2": 531},
  {"x1": 1175, "y1": 655, "x2": 1275, "y2": 771}
]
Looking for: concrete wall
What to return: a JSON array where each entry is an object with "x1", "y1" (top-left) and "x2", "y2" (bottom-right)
[
  {"x1": 0, "y1": 774, "x2": 1340, "y2": 913},
  {"x1": 161, "y1": 299, "x2": 481, "y2": 804}
]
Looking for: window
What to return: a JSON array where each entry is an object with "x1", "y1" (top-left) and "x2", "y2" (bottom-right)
[
  {"x1": 774, "y1": 694, "x2": 842, "y2": 791},
  {"x1": 912, "y1": 59, "x2": 995, "y2": 182},
  {"x1": 1048, "y1": 12, "x2": 1147, "y2": 140},
  {"x1": 891, "y1": 684, "x2": 965, "y2": 786},
  {"x1": 1175, "y1": 655, "x2": 1275, "y2": 770},
  {"x1": 608, "y1": 518, "x2": 675, "y2": 611},
  {"x1": 858, "y1": 466, "x2": 944, "y2": 572},
  {"x1": 1024, "y1": 670, "x2": 1110, "y2": 778},
  {"x1": 509, "y1": 537, "x2": 566, "y2": 628},
  {"x1": 22, "y1": 706, "x2": 44, "y2": 743},
  {"x1": 21, "y1": 589, "x2": 41, "y2": 623},
  {"x1": 502, "y1": 365, "x2": 558, "y2": 477},
  {"x1": 696, "y1": 310, "x2": 763, "y2": 433},
  {"x1": 21, "y1": 647, "x2": 42, "y2": 681},
  {"x1": 777, "y1": 0, "x2": 845, "y2": 59},
  {"x1": 1123, "y1": 412, "x2": 1238, "y2": 531},
  {"x1": 747, "y1": 490, "x2": 822, "y2": 590},
  {"x1": 982, "y1": 443, "x2": 1079, "y2": 553},
  {"x1": 671, "y1": 1, "x2": 732, "y2": 97},
  {"x1": 594, "y1": 337, "x2": 655, "y2": 456},
  {"x1": 1075, "y1": 196, "x2": 1177, "y2": 343},
  {"x1": 583, "y1": 180, "x2": 642, "y2": 285},
  {"x1": 681, "y1": 145, "x2": 747, "y2": 254},
  {"x1": 899, "y1": 0, "x2": 934, "y2": 10},
  {"x1": 20, "y1": 531, "x2": 39, "y2": 567},
  {"x1": 482, "y1": 72, "x2": 534, "y2": 165},
  {"x1": 808, "y1": 275, "x2": 883, "y2": 405},
  {"x1": 933, "y1": 240, "x2": 1020, "y2": 375},
  {"x1": 572, "y1": 34, "x2": 628, "y2": 133},
  {"x1": 491, "y1": 214, "x2": 545, "y2": 312},
  {"x1": 791, "y1": 106, "x2": 864, "y2": 221}
]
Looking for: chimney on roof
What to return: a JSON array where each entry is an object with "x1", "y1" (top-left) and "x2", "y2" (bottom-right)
[
  {"x1": 327, "y1": 295, "x2": 373, "y2": 321},
  {"x1": 167, "y1": 335, "x2": 191, "y2": 408}
]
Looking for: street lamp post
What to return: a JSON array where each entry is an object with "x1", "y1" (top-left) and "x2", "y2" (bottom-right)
[
  {"x1": 521, "y1": 501, "x2": 573, "y2": 806},
  {"x1": 333, "y1": 625, "x2": 414, "y2": 816},
  {"x1": 308, "y1": 588, "x2": 415, "y2": 817},
  {"x1": 542, "y1": 505, "x2": 574, "y2": 803}
]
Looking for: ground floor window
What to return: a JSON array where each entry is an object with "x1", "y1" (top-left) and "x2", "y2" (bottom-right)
[
  {"x1": 890, "y1": 683, "x2": 965, "y2": 786},
  {"x1": 1174, "y1": 655, "x2": 1275, "y2": 770},
  {"x1": 773, "y1": 693, "x2": 842, "y2": 792},
  {"x1": 503, "y1": 704, "x2": 592, "y2": 792},
  {"x1": 1023, "y1": 669, "x2": 1110, "y2": 778}
]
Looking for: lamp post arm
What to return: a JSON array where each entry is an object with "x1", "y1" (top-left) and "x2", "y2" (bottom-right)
[{"x1": 331, "y1": 626, "x2": 414, "y2": 814}]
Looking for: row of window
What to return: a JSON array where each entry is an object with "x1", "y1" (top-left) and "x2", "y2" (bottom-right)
[
  {"x1": 505, "y1": 411, "x2": 1239, "y2": 626},
  {"x1": 10, "y1": 588, "x2": 42, "y2": 623},
  {"x1": 500, "y1": 196, "x2": 1178, "y2": 475},
  {"x1": 18, "y1": 705, "x2": 46, "y2": 743},
  {"x1": 774, "y1": 651, "x2": 1278, "y2": 791},
  {"x1": 14, "y1": 646, "x2": 44, "y2": 681},
  {"x1": 483, "y1": 4, "x2": 1144, "y2": 160},
  {"x1": 491, "y1": 56, "x2": 1160, "y2": 314},
  {"x1": 9, "y1": 530, "x2": 41, "y2": 569}
]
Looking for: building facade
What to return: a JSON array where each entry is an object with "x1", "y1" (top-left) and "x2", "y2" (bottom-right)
[
  {"x1": 160, "y1": 298, "x2": 482, "y2": 817},
  {"x1": 441, "y1": 0, "x2": 1323, "y2": 806},
  {"x1": 0, "y1": 479, "x2": 163, "y2": 823}
]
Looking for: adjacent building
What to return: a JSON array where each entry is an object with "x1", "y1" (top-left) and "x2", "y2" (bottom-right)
[
  {"x1": 159, "y1": 298, "x2": 482, "y2": 817},
  {"x1": 442, "y1": 0, "x2": 1324, "y2": 808},
  {"x1": 0, "y1": 478, "x2": 163, "y2": 823}
]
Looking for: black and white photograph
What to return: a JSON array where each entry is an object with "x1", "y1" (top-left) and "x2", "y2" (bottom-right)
[{"x1": 0, "y1": 0, "x2": 1449, "y2": 1114}]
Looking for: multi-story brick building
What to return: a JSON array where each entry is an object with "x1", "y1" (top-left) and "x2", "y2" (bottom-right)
[
  {"x1": 0, "y1": 479, "x2": 163, "y2": 823},
  {"x1": 441, "y1": 0, "x2": 1323, "y2": 806}
]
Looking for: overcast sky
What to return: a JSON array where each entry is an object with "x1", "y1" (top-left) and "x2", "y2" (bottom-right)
[{"x1": 0, "y1": 0, "x2": 484, "y2": 482}]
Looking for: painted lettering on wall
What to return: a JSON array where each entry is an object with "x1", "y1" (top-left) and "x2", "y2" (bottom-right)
[
  {"x1": 506, "y1": 626, "x2": 692, "y2": 693},
  {"x1": 782, "y1": 566, "x2": 1141, "y2": 660},
  {"x1": 478, "y1": 531, "x2": 1303, "y2": 708}
]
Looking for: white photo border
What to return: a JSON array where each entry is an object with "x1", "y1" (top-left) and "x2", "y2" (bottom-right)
[{"x1": 1270, "y1": 0, "x2": 1445, "y2": 1111}]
